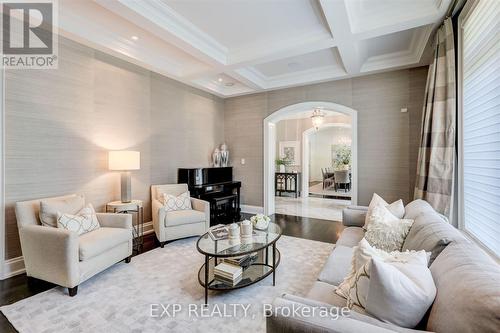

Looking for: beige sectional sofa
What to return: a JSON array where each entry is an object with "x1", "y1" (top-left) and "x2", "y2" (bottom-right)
[{"x1": 267, "y1": 199, "x2": 500, "y2": 332}]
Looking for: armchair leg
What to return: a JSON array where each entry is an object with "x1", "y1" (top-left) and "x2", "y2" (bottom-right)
[
  {"x1": 125, "y1": 256, "x2": 132, "y2": 263},
  {"x1": 160, "y1": 241, "x2": 167, "y2": 248},
  {"x1": 68, "y1": 286, "x2": 78, "y2": 297}
]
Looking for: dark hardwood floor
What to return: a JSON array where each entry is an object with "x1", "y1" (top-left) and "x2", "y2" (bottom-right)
[{"x1": 0, "y1": 214, "x2": 343, "y2": 332}]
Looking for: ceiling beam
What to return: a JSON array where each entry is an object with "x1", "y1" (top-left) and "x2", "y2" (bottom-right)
[
  {"x1": 95, "y1": 0, "x2": 228, "y2": 66},
  {"x1": 226, "y1": 33, "x2": 336, "y2": 68},
  {"x1": 318, "y1": 0, "x2": 361, "y2": 74}
]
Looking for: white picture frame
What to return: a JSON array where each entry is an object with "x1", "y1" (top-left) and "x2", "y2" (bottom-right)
[{"x1": 279, "y1": 141, "x2": 300, "y2": 166}]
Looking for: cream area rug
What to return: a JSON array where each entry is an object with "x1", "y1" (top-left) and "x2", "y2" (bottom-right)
[{"x1": 1, "y1": 236, "x2": 334, "y2": 333}]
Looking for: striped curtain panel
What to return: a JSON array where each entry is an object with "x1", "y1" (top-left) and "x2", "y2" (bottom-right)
[{"x1": 414, "y1": 18, "x2": 456, "y2": 217}]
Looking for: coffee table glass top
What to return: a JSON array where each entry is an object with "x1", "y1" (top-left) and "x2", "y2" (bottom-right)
[{"x1": 196, "y1": 222, "x2": 282, "y2": 257}]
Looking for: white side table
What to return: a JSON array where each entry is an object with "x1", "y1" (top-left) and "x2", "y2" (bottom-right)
[{"x1": 106, "y1": 200, "x2": 144, "y2": 252}]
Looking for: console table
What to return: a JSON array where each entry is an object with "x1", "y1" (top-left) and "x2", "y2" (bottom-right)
[{"x1": 275, "y1": 172, "x2": 301, "y2": 198}]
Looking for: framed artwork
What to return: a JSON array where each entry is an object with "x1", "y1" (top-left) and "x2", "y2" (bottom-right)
[{"x1": 279, "y1": 141, "x2": 300, "y2": 166}]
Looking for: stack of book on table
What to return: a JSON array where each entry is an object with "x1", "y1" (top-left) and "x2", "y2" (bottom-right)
[
  {"x1": 224, "y1": 252, "x2": 258, "y2": 268},
  {"x1": 214, "y1": 262, "x2": 242, "y2": 286}
]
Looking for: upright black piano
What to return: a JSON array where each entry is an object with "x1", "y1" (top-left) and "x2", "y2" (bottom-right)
[{"x1": 178, "y1": 167, "x2": 241, "y2": 225}]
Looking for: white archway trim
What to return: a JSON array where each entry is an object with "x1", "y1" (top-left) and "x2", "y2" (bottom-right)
[
  {"x1": 301, "y1": 123, "x2": 352, "y2": 198},
  {"x1": 264, "y1": 101, "x2": 358, "y2": 215}
]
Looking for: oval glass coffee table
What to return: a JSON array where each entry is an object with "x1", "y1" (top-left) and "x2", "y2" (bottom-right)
[{"x1": 196, "y1": 222, "x2": 282, "y2": 304}]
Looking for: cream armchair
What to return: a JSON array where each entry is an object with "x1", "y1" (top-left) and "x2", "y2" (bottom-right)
[
  {"x1": 151, "y1": 184, "x2": 210, "y2": 247},
  {"x1": 15, "y1": 194, "x2": 133, "y2": 297}
]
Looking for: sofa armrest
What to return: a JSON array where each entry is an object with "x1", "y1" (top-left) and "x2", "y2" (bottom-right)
[
  {"x1": 191, "y1": 198, "x2": 210, "y2": 230},
  {"x1": 96, "y1": 213, "x2": 132, "y2": 229},
  {"x1": 347, "y1": 205, "x2": 369, "y2": 211},
  {"x1": 342, "y1": 206, "x2": 368, "y2": 227},
  {"x1": 19, "y1": 225, "x2": 79, "y2": 287},
  {"x1": 266, "y1": 296, "x2": 398, "y2": 333}
]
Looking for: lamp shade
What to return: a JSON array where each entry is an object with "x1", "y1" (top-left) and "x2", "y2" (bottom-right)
[{"x1": 108, "y1": 151, "x2": 140, "y2": 171}]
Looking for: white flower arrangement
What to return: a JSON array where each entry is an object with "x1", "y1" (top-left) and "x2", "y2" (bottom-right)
[{"x1": 250, "y1": 214, "x2": 271, "y2": 230}]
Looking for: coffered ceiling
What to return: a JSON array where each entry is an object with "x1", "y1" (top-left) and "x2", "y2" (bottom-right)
[{"x1": 58, "y1": 0, "x2": 451, "y2": 97}]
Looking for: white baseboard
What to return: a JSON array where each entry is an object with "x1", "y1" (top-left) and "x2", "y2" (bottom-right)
[
  {"x1": 3, "y1": 256, "x2": 25, "y2": 279},
  {"x1": 2, "y1": 222, "x2": 156, "y2": 280},
  {"x1": 143, "y1": 221, "x2": 154, "y2": 235},
  {"x1": 241, "y1": 205, "x2": 264, "y2": 214}
]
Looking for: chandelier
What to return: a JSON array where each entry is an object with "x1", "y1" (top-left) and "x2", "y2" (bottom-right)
[{"x1": 311, "y1": 108, "x2": 325, "y2": 130}]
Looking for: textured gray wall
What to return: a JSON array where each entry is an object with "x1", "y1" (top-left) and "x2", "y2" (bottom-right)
[
  {"x1": 4, "y1": 37, "x2": 224, "y2": 259},
  {"x1": 224, "y1": 67, "x2": 428, "y2": 208}
]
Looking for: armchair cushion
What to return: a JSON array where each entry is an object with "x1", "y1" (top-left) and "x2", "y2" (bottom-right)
[
  {"x1": 96, "y1": 213, "x2": 132, "y2": 229},
  {"x1": 165, "y1": 210, "x2": 206, "y2": 227},
  {"x1": 39, "y1": 195, "x2": 85, "y2": 227},
  {"x1": 79, "y1": 227, "x2": 131, "y2": 261}
]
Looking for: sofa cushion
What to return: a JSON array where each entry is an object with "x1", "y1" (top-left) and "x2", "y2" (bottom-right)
[
  {"x1": 307, "y1": 281, "x2": 369, "y2": 316},
  {"x1": 164, "y1": 210, "x2": 205, "y2": 227},
  {"x1": 402, "y1": 212, "x2": 467, "y2": 264},
  {"x1": 79, "y1": 227, "x2": 131, "y2": 261},
  {"x1": 39, "y1": 195, "x2": 85, "y2": 228},
  {"x1": 336, "y1": 227, "x2": 365, "y2": 247},
  {"x1": 318, "y1": 245, "x2": 354, "y2": 286},
  {"x1": 427, "y1": 242, "x2": 500, "y2": 333},
  {"x1": 282, "y1": 293, "x2": 423, "y2": 333},
  {"x1": 403, "y1": 199, "x2": 436, "y2": 220}
]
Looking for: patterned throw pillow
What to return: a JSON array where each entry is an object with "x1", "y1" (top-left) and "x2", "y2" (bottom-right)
[
  {"x1": 364, "y1": 204, "x2": 414, "y2": 252},
  {"x1": 57, "y1": 203, "x2": 100, "y2": 235},
  {"x1": 162, "y1": 192, "x2": 192, "y2": 212}
]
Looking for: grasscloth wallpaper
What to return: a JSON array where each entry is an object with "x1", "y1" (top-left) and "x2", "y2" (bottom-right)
[
  {"x1": 224, "y1": 67, "x2": 428, "y2": 208},
  {"x1": 4, "y1": 37, "x2": 224, "y2": 259},
  {"x1": 4, "y1": 34, "x2": 427, "y2": 260}
]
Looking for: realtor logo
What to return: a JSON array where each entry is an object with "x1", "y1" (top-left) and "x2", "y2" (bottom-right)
[{"x1": 2, "y1": 0, "x2": 58, "y2": 68}]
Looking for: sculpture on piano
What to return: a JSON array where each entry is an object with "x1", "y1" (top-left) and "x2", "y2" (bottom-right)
[
  {"x1": 212, "y1": 143, "x2": 229, "y2": 168},
  {"x1": 220, "y1": 143, "x2": 229, "y2": 167}
]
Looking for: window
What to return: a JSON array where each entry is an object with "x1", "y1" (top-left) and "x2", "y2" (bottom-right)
[{"x1": 458, "y1": 0, "x2": 500, "y2": 257}]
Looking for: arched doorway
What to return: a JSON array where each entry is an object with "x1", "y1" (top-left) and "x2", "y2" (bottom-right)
[{"x1": 264, "y1": 101, "x2": 358, "y2": 215}]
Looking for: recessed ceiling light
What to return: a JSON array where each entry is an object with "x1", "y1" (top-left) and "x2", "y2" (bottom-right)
[
  {"x1": 224, "y1": 82, "x2": 234, "y2": 87},
  {"x1": 217, "y1": 77, "x2": 223, "y2": 82},
  {"x1": 131, "y1": 36, "x2": 139, "y2": 41}
]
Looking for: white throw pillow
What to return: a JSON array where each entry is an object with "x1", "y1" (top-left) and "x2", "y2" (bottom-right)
[
  {"x1": 57, "y1": 203, "x2": 100, "y2": 235},
  {"x1": 364, "y1": 204, "x2": 413, "y2": 252},
  {"x1": 365, "y1": 258, "x2": 437, "y2": 328},
  {"x1": 162, "y1": 191, "x2": 192, "y2": 212},
  {"x1": 39, "y1": 195, "x2": 85, "y2": 227},
  {"x1": 336, "y1": 238, "x2": 428, "y2": 299},
  {"x1": 365, "y1": 193, "x2": 405, "y2": 227},
  {"x1": 347, "y1": 249, "x2": 429, "y2": 310}
]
